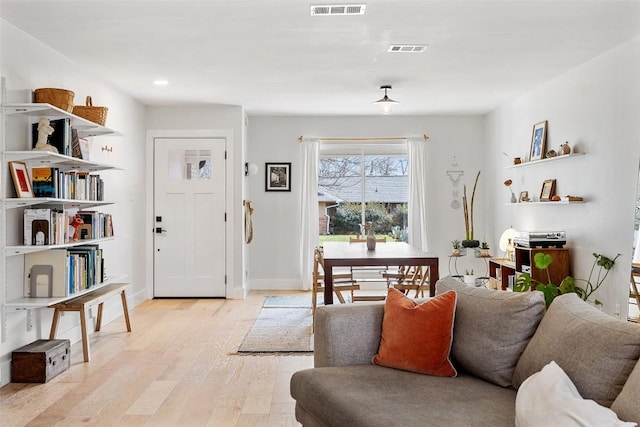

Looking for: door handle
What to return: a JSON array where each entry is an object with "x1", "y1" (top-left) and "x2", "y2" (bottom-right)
[{"x1": 155, "y1": 227, "x2": 167, "y2": 234}]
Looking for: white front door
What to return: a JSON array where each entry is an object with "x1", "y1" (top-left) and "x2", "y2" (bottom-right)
[{"x1": 153, "y1": 137, "x2": 226, "y2": 297}]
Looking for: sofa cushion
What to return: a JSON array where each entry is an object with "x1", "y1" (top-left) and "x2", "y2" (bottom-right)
[
  {"x1": 513, "y1": 293, "x2": 640, "y2": 407},
  {"x1": 372, "y1": 288, "x2": 457, "y2": 376},
  {"x1": 611, "y1": 359, "x2": 640, "y2": 423},
  {"x1": 435, "y1": 276, "x2": 545, "y2": 387},
  {"x1": 290, "y1": 365, "x2": 517, "y2": 427},
  {"x1": 515, "y1": 361, "x2": 636, "y2": 427}
]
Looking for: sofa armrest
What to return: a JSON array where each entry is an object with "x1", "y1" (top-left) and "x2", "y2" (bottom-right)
[{"x1": 314, "y1": 302, "x2": 384, "y2": 367}]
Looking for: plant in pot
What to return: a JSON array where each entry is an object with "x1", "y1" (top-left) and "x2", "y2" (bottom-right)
[
  {"x1": 451, "y1": 239, "x2": 462, "y2": 256},
  {"x1": 478, "y1": 241, "x2": 490, "y2": 257},
  {"x1": 462, "y1": 171, "x2": 481, "y2": 248},
  {"x1": 464, "y1": 269, "x2": 476, "y2": 285},
  {"x1": 514, "y1": 251, "x2": 620, "y2": 308}
]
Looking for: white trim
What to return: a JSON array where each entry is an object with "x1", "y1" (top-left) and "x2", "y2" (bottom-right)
[
  {"x1": 248, "y1": 279, "x2": 303, "y2": 290},
  {"x1": 145, "y1": 129, "x2": 235, "y2": 299}
]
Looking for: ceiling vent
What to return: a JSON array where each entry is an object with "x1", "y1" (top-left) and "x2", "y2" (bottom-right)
[
  {"x1": 310, "y1": 4, "x2": 366, "y2": 16},
  {"x1": 387, "y1": 45, "x2": 427, "y2": 53}
]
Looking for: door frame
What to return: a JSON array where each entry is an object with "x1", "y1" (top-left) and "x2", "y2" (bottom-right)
[{"x1": 145, "y1": 129, "x2": 235, "y2": 300}]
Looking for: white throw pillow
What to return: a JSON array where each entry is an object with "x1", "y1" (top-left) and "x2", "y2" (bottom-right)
[{"x1": 515, "y1": 361, "x2": 637, "y2": 427}]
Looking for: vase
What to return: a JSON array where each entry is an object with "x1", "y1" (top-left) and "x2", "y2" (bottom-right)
[
  {"x1": 464, "y1": 275, "x2": 476, "y2": 285},
  {"x1": 366, "y1": 229, "x2": 376, "y2": 250},
  {"x1": 511, "y1": 192, "x2": 517, "y2": 203}
]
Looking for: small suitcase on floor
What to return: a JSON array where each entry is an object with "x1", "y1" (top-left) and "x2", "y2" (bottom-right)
[{"x1": 11, "y1": 339, "x2": 70, "y2": 383}]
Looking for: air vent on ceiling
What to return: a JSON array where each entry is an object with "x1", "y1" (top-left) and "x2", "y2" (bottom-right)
[
  {"x1": 310, "y1": 4, "x2": 366, "y2": 16},
  {"x1": 387, "y1": 45, "x2": 427, "y2": 53}
]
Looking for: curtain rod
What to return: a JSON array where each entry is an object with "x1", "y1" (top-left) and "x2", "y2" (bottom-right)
[{"x1": 297, "y1": 135, "x2": 429, "y2": 143}]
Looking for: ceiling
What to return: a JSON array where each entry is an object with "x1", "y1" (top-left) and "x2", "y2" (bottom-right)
[{"x1": 1, "y1": 0, "x2": 639, "y2": 116}]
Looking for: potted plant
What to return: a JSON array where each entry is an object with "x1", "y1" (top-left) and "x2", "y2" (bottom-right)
[
  {"x1": 477, "y1": 241, "x2": 490, "y2": 257},
  {"x1": 514, "y1": 251, "x2": 620, "y2": 308},
  {"x1": 451, "y1": 239, "x2": 463, "y2": 256},
  {"x1": 462, "y1": 171, "x2": 481, "y2": 248},
  {"x1": 464, "y1": 269, "x2": 476, "y2": 285}
]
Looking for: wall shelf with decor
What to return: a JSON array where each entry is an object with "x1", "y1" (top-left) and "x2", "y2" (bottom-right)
[
  {"x1": 506, "y1": 201, "x2": 586, "y2": 206},
  {"x1": 1, "y1": 79, "x2": 124, "y2": 342},
  {"x1": 506, "y1": 153, "x2": 584, "y2": 169}
]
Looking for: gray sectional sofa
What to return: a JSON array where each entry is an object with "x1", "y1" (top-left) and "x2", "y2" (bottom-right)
[{"x1": 290, "y1": 277, "x2": 640, "y2": 427}]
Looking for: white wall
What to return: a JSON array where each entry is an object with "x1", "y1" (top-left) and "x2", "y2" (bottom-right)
[
  {"x1": 0, "y1": 20, "x2": 147, "y2": 385},
  {"x1": 246, "y1": 115, "x2": 486, "y2": 289},
  {"x1": 486, "y1": 36, "x2": 640, "y2": 317},
  {"x1": 145, "y1": 106, "x2": 246, "y2": 298}
]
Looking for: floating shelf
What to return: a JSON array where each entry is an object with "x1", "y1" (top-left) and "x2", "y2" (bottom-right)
[
  {"x1": 4, "y1": 237, "x2": 115, "y2": 257},
  {"x1": 4, "y1": 151, "x2": 118, "y2": 172},
  {"x1": 4, "y1": 275, "x2": 127, "y2": 310},
  {"x1": 505, "y1": 153, "x2": 584, "y2": 169},
  {"x1": 3, "y1": 103, "x2": 120, "y2": 137},
  {"x1": 3, "y1": 197, "x2": 114, "y2": 210}
]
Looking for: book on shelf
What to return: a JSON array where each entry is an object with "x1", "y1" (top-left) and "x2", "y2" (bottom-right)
[
  {"x1": 32, "y1": 167, "x2": 58, "y2": 198},
  {"x1": 23, "y1": 246, "x2": 104, "y2": 298},
  {"x1": 31, "y1": 118, "x2": 71, "y2": 156},
  {"x1": 24, "y1": 208, "x2": 73, "y2": 245},
  {"x1": 24, "y1": 208, "x2": 51, "y2": 246}
]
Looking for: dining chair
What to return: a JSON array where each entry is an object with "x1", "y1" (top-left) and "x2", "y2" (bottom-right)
[
  {"x1": 312, "y1": 247, "x2": 360, "y2": 321},
  {"x1": 348, "y1": 236, "x2": 390, "y2": 301},
  {"x1": 348, "y1": 236, "x2": 387, "y2": 243},
  {"x1": 384, "y1": 265, "x2": 430, "y2": 298}
]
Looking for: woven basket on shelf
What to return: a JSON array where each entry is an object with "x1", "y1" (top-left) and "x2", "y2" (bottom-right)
[
  {"x1": 72, "y1": 96, "x2": 108, "y2": 126},
  {"x1": 34, "y1": 88, "x2": 75, "y2": 112}
]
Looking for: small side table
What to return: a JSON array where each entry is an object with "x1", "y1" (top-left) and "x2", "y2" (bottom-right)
[{"x1": 449, "y1": 248, "x2": 491, "y2": 286}]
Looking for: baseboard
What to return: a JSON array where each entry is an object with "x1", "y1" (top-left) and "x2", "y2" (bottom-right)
[{"x1": 247, "y1": 279, "x2": 303, "y2": 290}]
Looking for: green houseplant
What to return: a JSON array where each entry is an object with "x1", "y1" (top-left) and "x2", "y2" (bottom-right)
[
  {"x1": 462, "y1": 171, "x2": 481, "y2": 248},
  {"x1": 514, "y1": 251, "x2": 620, "y2": 308}
]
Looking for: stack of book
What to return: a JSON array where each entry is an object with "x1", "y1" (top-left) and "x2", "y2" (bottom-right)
[
  {"x1": 23, "y1": 245, "x2": 104, "y2": 297},
  {"x1": 32, "y1": 167, "x2": 104, "y2": 201}
]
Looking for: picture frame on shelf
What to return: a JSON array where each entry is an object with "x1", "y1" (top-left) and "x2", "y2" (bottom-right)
[
  {"x1": 265, "y1": 162, "x2": 291, "y2": 192},
  {"x1": 529, "y1": 120, "x2": 548, "y2": 161},
  {"x1": 540, "y1": 179, "x2": 556, "y2": 202},
  {"x1": 519, "y1": 190, "x2": 529, "y2": 202},
  {"x1": 9, "y1": 161, "x2": 34, "y2": 198}
]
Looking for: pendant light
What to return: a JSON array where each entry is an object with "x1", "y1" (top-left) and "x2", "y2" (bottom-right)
[{"x1": 373, "y1": 85, "x2": 399, "y2": 114}]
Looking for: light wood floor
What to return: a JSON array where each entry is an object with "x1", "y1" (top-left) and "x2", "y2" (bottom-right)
[{"x1": 1, "y1": 291, "x2": 313, "y2": 426}]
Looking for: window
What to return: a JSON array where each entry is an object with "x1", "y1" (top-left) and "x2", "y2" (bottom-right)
[{"x1": 318, "y1": 142, "x2": 408, "y2": 242}]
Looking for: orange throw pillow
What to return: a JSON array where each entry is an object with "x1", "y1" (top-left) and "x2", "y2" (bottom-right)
[{"x1": 372, "y1": 288, "x2": 457, "y2": 377}]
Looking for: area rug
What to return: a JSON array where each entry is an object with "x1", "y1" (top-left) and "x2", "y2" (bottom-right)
[{"x1": 238, "y1": 297, "x2": 313, "y2": 354}]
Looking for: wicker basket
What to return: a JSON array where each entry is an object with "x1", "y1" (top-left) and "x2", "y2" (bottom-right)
[
  {"x1": 34, "y1": 88, "x2": 75, "y2": 112},
  {"x1": 72, "y1": 96, "x2": 108, "y2": 126}
]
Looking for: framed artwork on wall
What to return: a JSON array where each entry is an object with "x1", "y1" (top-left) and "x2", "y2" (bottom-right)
[
  {"x1": 540, "y1": 179, "x2": 556, "y2": 202},
  {"x1": 529, "y1": 120, "x2": 548, "y2": 162},
  {"x1": 9, "y1": 161, "x2": 34, "y2": 198},
  {"x1": 265, "y1": 162, "x2": 291, "y2": 192}
]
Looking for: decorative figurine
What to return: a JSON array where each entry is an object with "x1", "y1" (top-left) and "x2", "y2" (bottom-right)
[{"x1": 32, "y1": 118, "x2": 58, "y2": 153}]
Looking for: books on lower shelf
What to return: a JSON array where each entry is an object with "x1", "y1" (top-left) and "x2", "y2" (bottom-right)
[
  {"x1": 23, "y1": 208, "x2": 114, "y2": 246},
  {"x1": 31, "y1": 166, "x2": 104, "y2": 201},
  {"x1": 23, "y1": 245, "x2": 104, "y2": 298}
]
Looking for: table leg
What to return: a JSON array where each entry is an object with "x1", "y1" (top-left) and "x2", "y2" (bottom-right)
[{"x1": 324, "y1": 263, "x2": 334, "y2": 305}]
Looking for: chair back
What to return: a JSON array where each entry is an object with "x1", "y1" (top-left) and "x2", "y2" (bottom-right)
[{"x1": 349, "y1": 236, "x2": 387, "y2": 243}]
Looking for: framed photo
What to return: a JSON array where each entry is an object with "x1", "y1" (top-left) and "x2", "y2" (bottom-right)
[
  {"x1": 540, "y1": 179, "x2": 556, "y2": 202},
  {"x1": 9, "y1": 161, "x2": 34, "y2": 198},
  {"x1": 529, "y1": 120, "x2": 548, "y2": 161},
  {"x1": 265, "y1": 162, "x2": 291, "y2": 192},
  {"x1": 519, "y1": 191, "x2": 529, "y2": 202}
]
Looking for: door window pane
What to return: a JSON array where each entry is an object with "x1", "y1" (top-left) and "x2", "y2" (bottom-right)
[{"x1": 168, "y1": 149, "x2": 212, "y2": 180}]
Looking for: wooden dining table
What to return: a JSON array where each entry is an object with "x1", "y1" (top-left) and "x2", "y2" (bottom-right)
[{"x1": 321, "y1": 242, "x2": 439, "y2": 304}]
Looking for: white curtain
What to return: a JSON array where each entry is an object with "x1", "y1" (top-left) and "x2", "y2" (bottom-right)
[
  {"x1": 408, "y1": 137, "x2": 429, "y2": 251},
  {"x1": 300, "y1": 138, "x2": 320, "y2": 290}
]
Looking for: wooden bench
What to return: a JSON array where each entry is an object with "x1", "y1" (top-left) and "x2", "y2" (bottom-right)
[{"x1": 49, "y1": 283, "x2": 132, "y2": 362}]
